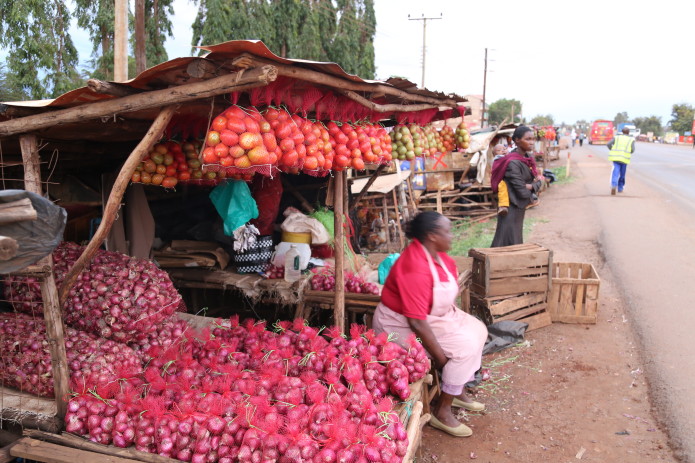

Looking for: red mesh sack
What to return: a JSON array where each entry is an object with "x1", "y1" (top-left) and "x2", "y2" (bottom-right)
[{"x1": 248, "y1": 175, "x2": 282, "y2": 235}]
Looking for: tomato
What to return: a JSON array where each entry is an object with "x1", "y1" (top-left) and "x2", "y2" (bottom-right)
[
  {"x1": 131, "y1": 172, "x2": 141, "y2": 183},
  {"x1": 352, "y1": 157, "x2": 365, "y2": 170},
  {"x1": 243, "y1": 117, "x2": 260, "y2": 133},
  {"x1": 162, "y1": 176, "x2": 178, "y2": 189},
  {"x1": 212, "y1": 116, "x2": 227, "y2": 132},
  {"x1": 165, "y1": 165, "x2": 177, "y2": 177},
  {"x1": 214, "y1": 143, "x2": 229, "y2": 158},
  {"x1": 163, "y1": 153, "x2": 174, "y2": 166},
  {"x1": 140, "y1": 172, "x2": 152, "y2": 184},
  {"x1": 303, "y1": 156, "x2": 318, "y2": 171},
  {"x1": 220, "y1": 130, "x2": 239, "y2": 147},
  {"x1": 177, "y1": 171, "x2": 191, "y2": 181},
  {"x1": 206, "y1": 131, "x2": 221, "y2": 146},
  {"x1": 143, "y1": 160, "x2": 157, "y2": 173},
  {"x1": 151, "y1": 173, "x2": 165, "y2": 186},
  {"x1": 226, "y1": 117, "x2": 246, "y2": 134},
  {"x1": 155, "y1": 164, "x2": 167, "y2": 175},
  {"x1": 154, "y1": 144, "x2": 168, "y2": 155}
]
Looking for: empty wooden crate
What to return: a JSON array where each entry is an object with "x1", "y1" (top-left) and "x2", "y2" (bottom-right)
[
  {"x1": 469, "y1": 243, "x2": 553, "y2": 297},
  {"x1": 548, "y1": 262, "x2": 600, "y2": 324}
]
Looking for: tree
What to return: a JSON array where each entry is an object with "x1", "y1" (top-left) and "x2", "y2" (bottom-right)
[
  {"x1": 668, "y1": 103, "x2": 694, "y2": 135},
  {"x1": 613, "y1": 112, "x2": 629, "y2": 125},
  {"x1": 530, "y1": 114, "x2": 554, "y2": 126},
  {"x1": 191, "y1": 0, "x2": 376, "y2": 78},
  {"x1": 633, "y1": 116, "x2": 663, "y2": 136},
  {"x1": 0, "y1": 0, "x2": 82, "y2": 99},
  {"x1": 0, "y1": 62, "x2": 28, "y2": 101},
  {"x1": 488, "y1": 98, "x2": 522, "y2": 126}
]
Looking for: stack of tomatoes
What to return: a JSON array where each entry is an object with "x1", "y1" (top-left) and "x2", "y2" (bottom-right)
[{"x1": 440, "y1": 125, "x2": 456, "y2": 152}]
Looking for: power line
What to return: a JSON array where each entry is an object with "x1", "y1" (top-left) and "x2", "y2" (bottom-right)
[{"x1": 408, "y1": 13, "x2": 442, "y2": 88}]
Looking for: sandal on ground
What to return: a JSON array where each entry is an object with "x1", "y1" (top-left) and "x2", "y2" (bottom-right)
[
  {"x1": 452, "y1": 397, "x2": 486, "y2": 412},
  {"x1": 429, "y1": 415, "x2": 473, "y2": 437}
]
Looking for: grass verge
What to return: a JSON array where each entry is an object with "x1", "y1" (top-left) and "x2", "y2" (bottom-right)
[
  {"x1": 449, "y1": 217, "x2": 543, "y2": 256},
  {"x1": 548, "y1": 166, "x2": 574, "y2": 186}
]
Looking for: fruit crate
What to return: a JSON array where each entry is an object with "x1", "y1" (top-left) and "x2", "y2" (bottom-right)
[
  {"x1": 547, "y1": 262, "x2": 600, "y2": 324},
  {"x1": 468, "y1": 243, "x2": 553, "y2": 298},
  {"x1": 470, "y1": 291, "x2": 552, "y2": 332}
]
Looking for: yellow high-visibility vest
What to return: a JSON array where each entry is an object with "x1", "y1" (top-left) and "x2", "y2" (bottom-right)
[{"x1": 608, "y1": 134, "x2": 634, "y2": 164}]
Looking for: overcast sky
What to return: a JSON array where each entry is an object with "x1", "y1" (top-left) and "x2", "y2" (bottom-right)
[{"x1": 50, "y1": 0, "x2": 695, "y2": 125}]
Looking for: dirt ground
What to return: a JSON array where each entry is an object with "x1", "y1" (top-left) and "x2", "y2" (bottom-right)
[{"x1": 419, "y1": 153, "x2": 678, "y2": 463}]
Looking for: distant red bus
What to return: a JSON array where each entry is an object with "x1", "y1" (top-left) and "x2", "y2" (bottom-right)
[{"x1": 589, "y1": 120, "x2": 614, "y2": 145}]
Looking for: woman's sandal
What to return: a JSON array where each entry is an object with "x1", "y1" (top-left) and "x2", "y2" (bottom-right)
[
  {"x1": 429, "y1": 415, "x2": 473, "y2": 437},
  {"x1": 451, "y1": 397, "x2": 486, "y2": 412}
]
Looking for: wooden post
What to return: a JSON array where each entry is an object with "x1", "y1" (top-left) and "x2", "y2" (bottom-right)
[
  {"x1": 382, "y1": 194, "x2": 391, "y2": 252},
  {"x1": 349, "y1": 164, "x2": 386, "y2": 212},
  {"x1": 19, "y1": 134, "x2": 70, "y2": 421},
  {"x1": 114, "y1": 0, "x2": 128, "y2": 81},
  {"x1": 566, "y1": 151, "x2": 571, "y2": 178},
  {"x1": 333, "y1": 170, "x2": 346, "y2": 334},
  {"x1": 134, "y1": 0, "x2": 146, "y2": 75},
  {"x1": 392, "y1": 188, "x2": 405, "y2": 250},
  {"x1": 58, "y1": 106, "x2": 177, "y2": 306}
]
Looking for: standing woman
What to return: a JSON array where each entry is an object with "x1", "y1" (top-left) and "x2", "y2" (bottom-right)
[
  {"x1": 490, "y1": 126, "x2": 543, "y2": 247},
  {"x1": 373, "y1": 212, "x2": 488, "y2": 437}
]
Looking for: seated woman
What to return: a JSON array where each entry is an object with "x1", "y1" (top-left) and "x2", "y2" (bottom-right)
[{"x1": 373, "y1": 211, "x2": 488, "y2": 437}]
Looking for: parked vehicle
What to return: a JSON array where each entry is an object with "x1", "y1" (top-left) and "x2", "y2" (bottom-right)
[
  {"x1": 616, "y1": 122, "x2": 641, "y2": 138},
  {"x1": 589, "y1": 120, "x2": 614, "y2": 145}
]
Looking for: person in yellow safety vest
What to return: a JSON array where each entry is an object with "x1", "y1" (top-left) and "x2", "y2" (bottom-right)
[{"x1": 607, "y1": 127, "x2": 635, "y2": 195}]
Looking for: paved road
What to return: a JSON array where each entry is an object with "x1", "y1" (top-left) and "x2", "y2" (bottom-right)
[{"x1": 575, "y1": 142, "x2": 695, "y2": 462}]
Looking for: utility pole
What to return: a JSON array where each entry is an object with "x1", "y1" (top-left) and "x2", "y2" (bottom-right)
[
  {"x1": 482, "y1": 48, "x2": 488, "y2": 128},
  {"x1": 114, "y1": 0, "x2": 129, "y2": 81},
  {"x1": 408, "y1": 13, "x2": 442, "y2": 88}
]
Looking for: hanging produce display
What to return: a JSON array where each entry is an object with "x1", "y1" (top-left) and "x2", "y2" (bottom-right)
[{"x1": 454, "y1": 122, "x2": 471, "y2": 150}]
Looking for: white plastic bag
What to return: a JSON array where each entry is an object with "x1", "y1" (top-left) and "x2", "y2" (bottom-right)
[{"x1": 281, "y1": 212, "x2": 330, "y2": 245}]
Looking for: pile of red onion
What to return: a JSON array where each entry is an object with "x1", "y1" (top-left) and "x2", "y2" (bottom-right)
[
  {"x1": 4, "y1": 242, "x2": 182, "y2": 343},
  {"x1": 310, "y1": 269, "x2": 380, "y2": 295},
  {"x1": 60, "y1": 316, "x2": 428, "y2": 462},
  {"x1": 0, "y1": 313, "x2": 142, "y2": 397}
]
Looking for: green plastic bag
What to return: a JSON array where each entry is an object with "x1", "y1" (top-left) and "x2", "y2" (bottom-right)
[
  {"x1": 309, "y1": 208, "x2": 335, "y2": 243},
  {"x1": 209, "y1": 180, "x2": 259, "y2": 236},
  {"x1": 378, "y1": 253, "x2": 401, "y2": 284}
]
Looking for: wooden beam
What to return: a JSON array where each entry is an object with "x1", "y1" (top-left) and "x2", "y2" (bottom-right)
[
  {"x1": 11, "y1": 437, "x2": 140, "y2": 463},
  {"x1": 20, "y1": 134, "x2": 70, "y2": 421},
  {"x1": 57, "y1": 106, "x2": 176, "y2": 306},
  {"x1": 186, "y1": 58, "x2": 220, "y2": 79},
  {"x1": 87, "y1": 79, "x2": 142, "y2": 97},
  {"x1": 24, "y1": 431, "x2": 179, "y2": 463},
  {"x1": 333, "y1": 170, "x2": 346, "y2": 334},
  {"x1": 349, "y1": 164, "x2": 386, "y2": 212},
  {"x1": 232, "y1": 54, "x2": 460, "y2": 108},
  {"x1": 280, "y1": 177, "x2": 315, "y2": 214},
  {"x1": 0, "y1": 65, "x2": 278, "y2": 137},
  {"x1": 0, "y1": 197, "x2": 37, "y2": 224},
  {"x1": 338, "y1": 89, "x2": 439, "y2": 113}
]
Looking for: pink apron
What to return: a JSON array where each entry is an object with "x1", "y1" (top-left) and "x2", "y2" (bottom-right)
[{"x1": 373, "y1": 247, "x2": 488, "y2": 387}]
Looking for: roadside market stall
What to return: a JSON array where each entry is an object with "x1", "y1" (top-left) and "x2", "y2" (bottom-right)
[{"x1": 0, "y1": 40, "x2": 469, "y2": 462}]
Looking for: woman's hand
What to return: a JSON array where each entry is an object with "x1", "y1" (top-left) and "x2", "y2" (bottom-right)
[
  {"x1": 525, "y1": 183, "x2": 533, "y2": 190},
  {"x1": 407, "y1": 317, "x2": 449, "y2": 370}
]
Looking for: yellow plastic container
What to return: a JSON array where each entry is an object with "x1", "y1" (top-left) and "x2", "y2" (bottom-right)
[{"x1": 281, "y1": 231, "x2": 312, "y2": 244}]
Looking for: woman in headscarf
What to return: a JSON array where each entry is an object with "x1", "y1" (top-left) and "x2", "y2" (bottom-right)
[
  {"x1": 373, "y1": 211, "x2": 488, "y2": 437},
  {"x1": 490, "y1": 126, "x2": 543, "y2": 247}
]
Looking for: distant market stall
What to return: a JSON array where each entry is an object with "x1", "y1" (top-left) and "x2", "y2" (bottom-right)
[{"x1": 0, "y1": 40, "x2": 471, "y2": 462}]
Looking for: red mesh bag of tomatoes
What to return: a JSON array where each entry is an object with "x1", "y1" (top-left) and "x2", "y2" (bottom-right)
[{"x1": 200, "y1": 105, "x2": 279, "y2": 177}]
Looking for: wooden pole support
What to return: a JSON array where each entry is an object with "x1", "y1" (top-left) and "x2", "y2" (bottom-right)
[
  {"x1": 58, "y1": 106, "x2": 177, "y2": 306},
  {"x1": 566, "y1": 151, "x2": 571, "y2": 178},
  {"x1": 349, "y1": 164, "x2": 386, "y2": 213},
  {"x1": 20, "y1": 134, "x2": 70, "y2": 421},
  {"x1": 333, "y1": 170, "x2": 346, "y2": 334},
  {"x1": 0, "y1": 197, "x2": 38, "y2": 224},
  {"x1": 0, "y1": 66, "x2": 277, "y2": 137}
]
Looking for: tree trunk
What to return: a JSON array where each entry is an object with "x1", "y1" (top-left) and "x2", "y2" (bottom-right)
[{"x1": 135, "y1": 0, "x2": 146, "y2": 74}]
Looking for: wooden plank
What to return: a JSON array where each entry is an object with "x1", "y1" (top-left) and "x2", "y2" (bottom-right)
[
  {"x1": 402, "y1": 401, "x2": 423, "y2": 463},
  {"x1": 553, "y1": 313, "x2": 597, "y2": 324},
  {"x1": 485, "y1": 292, "x2": 547, "y2": 317},
  {"x1": 0, "y1": 197, "x2": 37, "y2": 224},
  {"x1": 486, "y1": 250, "x2": 551, "y2": 272},
  {"x1": 23, "y1": 431, "x2": 178, "y2": 463},
  {"x1": 0, "y1": 236, "x2": 19, "y2": 260},
  {"x1": 349, "y1": 164, "x2": 387, "y2": 212},
  {"x1": 494, "y1": 303, "x2": 547, "y2": 323},
  {"x1": 574, "y1": 283, "x2": 586, "y2": 316},
  {"x1": 0, "y1": 66, "x2": 278, "y2": 137},
  {"x1": 20, "y1": 134, "x2": 69, "y2": 421},
  {"x1": 10, "y1": 438, "x2": 141, "y2": 463},
  {"x1": 57, "y1": 106, "x2": 176, "y2": 306},
  {"x1": 486, "y1": 266, "x2": 549, "y2": 279},
  {"x1": 392, "y1": 188, "x2": 405, "y2": 250},
  {"x1": 486, "y1": 275, "x2": 549, "y2": 297},
  {"x1": 558, "y1": 282, "x2": 575, "y2": 315},
  {"x1": 519, "y1": 310, "x2": 552, "y2": 331},
  {"x1": 334, "y1": 170, "x2": 346, "y2": 334},
  {"x1": 0, "y1": 444, "x2": 14, "y2": 463}
]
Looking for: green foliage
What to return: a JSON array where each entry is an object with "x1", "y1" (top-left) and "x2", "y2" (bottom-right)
[
  {"x1": 488, "y1": 98, "x2": 523, "y2": 126},
  {"x1": 632, "y1": 115, "x2": 663, "y2": 136},
  {"x1": 530, "y1": 114, "x2": 554, "y2": 126},
  {"x1": 668, "y1": 103, "x2": 694, "y2": 135},
  {"x1": 613, "y1": 111, "x2": 629, "y2": 125},
  {"x1": 0, "y1": 0, "x2": 81, "y2": 99},
  {"x1": 191, "y1": 0, "x2": 376, "y2": 78},
  {"x1": 0, "y1": 62, "x2": 28, "y2": 101},
  {"x1": 449, "y1": 217, "x2": 541, "y2": 256},
  {"x1": 74, "y1": 0, "x2": 115, "y2": 80},
  {"x1": 145, "y1": 0, "x2": 174, "y2": 66}
]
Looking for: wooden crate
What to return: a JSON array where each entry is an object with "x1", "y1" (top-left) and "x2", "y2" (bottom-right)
[
  {"x1": 469, "y1": 243, "x2": 552, "y2": 297},
  {"x1": 471, "y1": 292, "x2": 552, "y2": 331},
  {"x1": 548, "y1": 262, "x2": 600, "y2": 324}
]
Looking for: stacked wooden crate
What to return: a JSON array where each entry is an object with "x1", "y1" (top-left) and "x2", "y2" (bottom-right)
[{"x1": 468, "y1": 243, "x2": 553, "y2": 331}]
